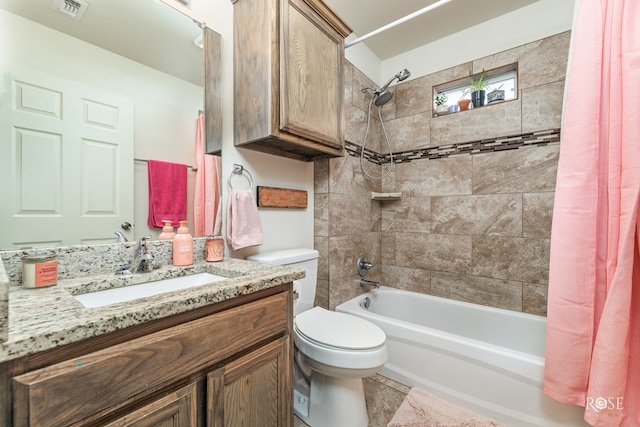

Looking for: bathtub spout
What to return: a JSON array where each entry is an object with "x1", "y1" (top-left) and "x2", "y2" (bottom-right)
[{"x1": 357, "y1": 279, "x2": 380, "y2": 290}]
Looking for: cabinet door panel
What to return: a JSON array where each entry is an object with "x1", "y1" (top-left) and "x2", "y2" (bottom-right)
[
  {"x1": 207, "y1": 336, "x2": 292, "y2": 427},
  {"x1": 103, "y1": 382, "x2": 198, "y2": 427},
  {"x1": 281, "y1": 0, "x2": 343, "y2": 149}
]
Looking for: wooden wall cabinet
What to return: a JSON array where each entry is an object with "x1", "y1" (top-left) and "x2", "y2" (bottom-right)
[
  {"x1": 232, "y1": 0, "x2": 351, "y2": 161},
  {"x1": 5, "y1": 287, "x2": 293, "y2": 427}
]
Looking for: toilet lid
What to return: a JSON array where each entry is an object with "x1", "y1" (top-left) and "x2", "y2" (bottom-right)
[{"x1": 295, "y1": 307, "x2": 386, "y2": 350}]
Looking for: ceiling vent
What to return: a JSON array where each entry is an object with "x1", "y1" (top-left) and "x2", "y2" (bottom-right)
[{"x1": 51, "y1": 0, "x2": 89, "y2": 21}]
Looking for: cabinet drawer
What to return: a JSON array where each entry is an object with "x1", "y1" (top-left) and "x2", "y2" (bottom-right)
[{"x1": 13, "y1": 292, "x2": 288, "y2": 426}]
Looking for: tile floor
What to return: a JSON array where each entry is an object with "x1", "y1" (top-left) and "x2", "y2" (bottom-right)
[{"x1": 293, "y1": 374, "x2": 410, "y2": 427}]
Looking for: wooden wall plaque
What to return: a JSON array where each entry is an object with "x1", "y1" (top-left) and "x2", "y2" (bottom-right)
[{"x1": 257, "y1": 186, "x2": 308, "y2": 208}]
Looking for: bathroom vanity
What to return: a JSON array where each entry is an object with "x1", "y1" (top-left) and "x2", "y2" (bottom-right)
[{"x1": 0, "y1": 256, "x2": 302, "y2": 426}]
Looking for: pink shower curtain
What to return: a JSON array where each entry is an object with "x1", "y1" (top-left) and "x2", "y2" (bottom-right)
[
  {"x1": 194, "y1": 113, "x2": 222, "y2": 237},
  {"x1": 544, "y1": 1, "x2": 640, "y2": 426}
]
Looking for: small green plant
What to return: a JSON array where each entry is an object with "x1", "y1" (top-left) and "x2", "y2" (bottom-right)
[
  {"x1": 435, "y1": 93, "x2": 447, "y2": 106},
  {"x1": 470, "y1": 69, "x2": 490, "y2": 91}
]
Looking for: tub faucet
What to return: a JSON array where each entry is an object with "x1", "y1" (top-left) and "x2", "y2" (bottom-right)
[
  {"x1": 357, "y1": 254, "x2": 374, "y2": 277},
  {"x1": 130, "y1": 236, "x2": 154, "y2": 273},
  {"x1": 357, "y1": 279, "x2": 380, "y2": 291}
]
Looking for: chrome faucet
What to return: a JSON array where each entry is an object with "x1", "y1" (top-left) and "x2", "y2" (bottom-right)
[
  {"x1": 357, "y1": 254, "x2": 374, "y2": 277},
  {"x1": 357, "y1": 278, "x2": 380, "y2": 291},
  {"x1": 114, "y1": 231, "x2": 128, "y2": 243},
  {"x1": 356, "y1": 254, "x2": 379, "y2": 290},
  {"x1": 130, "y1": 236, "x2": 154, "y2": 273}
]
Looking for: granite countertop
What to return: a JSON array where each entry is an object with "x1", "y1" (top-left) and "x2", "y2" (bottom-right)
[{"x1": 0, "y1": 259, "x2": 303, "y2": 363}]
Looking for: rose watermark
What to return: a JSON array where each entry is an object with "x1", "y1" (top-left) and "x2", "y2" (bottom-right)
[{"x1": 586, "y1": 396, "x2": 624, "y2": 413}]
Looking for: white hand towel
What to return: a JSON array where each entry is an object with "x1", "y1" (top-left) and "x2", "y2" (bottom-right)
[{"x1": 226, "y1": 189, "x2": 263, "y2": 250}]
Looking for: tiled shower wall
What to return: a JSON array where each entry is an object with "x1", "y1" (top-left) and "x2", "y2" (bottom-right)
[{"x1": 314, "y1": 31, "x2": 571, "y2": 315}]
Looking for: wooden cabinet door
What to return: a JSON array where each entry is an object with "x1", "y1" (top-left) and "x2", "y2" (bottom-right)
[
  {"x1": 280, "y1": 0, "x2": 344, "y2": 150},
  {"x1": 207, "y1": 336, "x2": 292, "y2": 427},
  {"x1": 104, "y1": 383, "x2": 198, "y2": 427}
]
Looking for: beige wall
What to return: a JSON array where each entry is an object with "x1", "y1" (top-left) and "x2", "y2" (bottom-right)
[{"x1": 315, "y1": 31, "x2": 571, "y2": 315}]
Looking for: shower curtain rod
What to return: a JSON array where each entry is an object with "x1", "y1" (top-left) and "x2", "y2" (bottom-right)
[{"x1": 345, "y1": 0, "x2": 455, "y2": 49}]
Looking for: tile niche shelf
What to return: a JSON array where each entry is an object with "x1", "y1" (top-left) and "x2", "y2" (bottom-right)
[{"x1": 371, "y1": 192, "x2": 402, "y2": 201}]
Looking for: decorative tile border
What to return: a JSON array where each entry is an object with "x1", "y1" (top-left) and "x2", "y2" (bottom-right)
[{"x1": 346, "y1": 128, "x2": 561, "y2": 164}]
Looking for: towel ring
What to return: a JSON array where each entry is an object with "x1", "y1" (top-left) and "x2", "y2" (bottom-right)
[{"x1": 229, "y1": 164, "x2": 254, "y2": 190}]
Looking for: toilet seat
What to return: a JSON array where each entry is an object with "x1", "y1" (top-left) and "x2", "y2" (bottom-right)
[
  {"x1": 295, "y1": 307, "x2": 386, "y2": 350},
  {"x1": 294, "y1": 307, "x2": 387, "y2": 371}
]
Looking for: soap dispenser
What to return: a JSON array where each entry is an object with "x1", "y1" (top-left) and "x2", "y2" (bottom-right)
[
  {"x1": 159, "y1": 220, "x2": 175, "y2": 240},
  {"x1": 172, "y1": 220, "x2": 193, "y2": 266}
]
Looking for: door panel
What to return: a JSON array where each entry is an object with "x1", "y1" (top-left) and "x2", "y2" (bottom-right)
[{"x1": 0, "y1": 67, "x2": 134, "y2": 248}]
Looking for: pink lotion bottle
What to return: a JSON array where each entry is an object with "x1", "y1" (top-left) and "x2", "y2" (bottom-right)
[
  {"x1": 159, "y1": 220, "x2": 175, "y2": 240},
  {"x1": 172, "y1": 220, "x2": 193, "y2": 266}
]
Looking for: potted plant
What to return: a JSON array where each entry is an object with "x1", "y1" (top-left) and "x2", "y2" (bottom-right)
[
  {"x1": 434, "y1": 92, "x2": 448, "y2": 116},
  {"x1": 469, "y1": 69, "x2": 490, "y2": 108},
  {"x1": 457, "y1": 96, "x2": 472, "y2": 111},
  {"x1": 487, "y1": 84, "x2": 505, "y2": 104}
]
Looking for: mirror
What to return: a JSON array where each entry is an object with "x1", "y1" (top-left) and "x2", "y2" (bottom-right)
[{"x1": 0, "y1": 0, "x2": 221, "y2": 250}]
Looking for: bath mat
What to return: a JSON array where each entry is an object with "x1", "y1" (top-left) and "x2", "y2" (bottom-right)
[{"x1": 387, "y1": 387, "x2": 508, "y2": 427}]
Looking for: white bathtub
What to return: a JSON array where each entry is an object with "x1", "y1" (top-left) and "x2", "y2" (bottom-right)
[{"x1": 335, "y1": 286, "x2": 589, "y2": 426}]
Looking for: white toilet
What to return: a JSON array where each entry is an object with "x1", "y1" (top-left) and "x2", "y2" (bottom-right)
[{"x1": 247, "y1": 249, "x2": 387, "y2": 427}]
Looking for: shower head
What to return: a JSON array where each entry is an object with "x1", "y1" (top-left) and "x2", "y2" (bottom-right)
[
  {"x1": 378, "y1": 69, "x2": 411, "y2": 93},
  {"x1": 374, "y1": 90, "x2": 394, "y2": 106},
  {"x1": 373, "y1": 68, "x2": 411, "y2": 106}
]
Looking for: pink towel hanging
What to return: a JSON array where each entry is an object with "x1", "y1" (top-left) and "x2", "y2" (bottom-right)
[{"x1": 147, "y1": 159, "x2": 188, "y2": 228}]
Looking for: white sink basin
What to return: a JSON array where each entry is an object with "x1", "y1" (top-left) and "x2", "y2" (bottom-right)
[{"x1": 74, "y1": 272, "x2": 227, "y2": 308}]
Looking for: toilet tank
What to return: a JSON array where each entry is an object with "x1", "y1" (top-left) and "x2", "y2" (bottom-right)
[{"x1": 247, "y1": 249, "x2": 319, "y2": 315}]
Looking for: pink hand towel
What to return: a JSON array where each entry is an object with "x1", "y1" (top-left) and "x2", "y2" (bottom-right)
[
  {"x1": 226, "y1": 189, "x2": 263, "y2": 250},
  {"x1": 147, "y1": 159, "x2": 188, "y2": 228}
]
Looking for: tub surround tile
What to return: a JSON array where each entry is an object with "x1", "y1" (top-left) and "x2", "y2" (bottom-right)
[
  {"x1": 472, "y1": 145, "x2": 560, "y2": 194},
  {"x1": 396, "y1": 155, "x2": 473, "y2": 197},
  {"x1": 523, "y1": 192, "x2": 555, "y2": 238},
  {"x1": 431, "y1": 271, "x2": 523, "y2": 311},
  {"x1": 380, "y1": 232, "x2": 396, "y2": 266},
  {"x1": 431, "y1": 194, "x2": 522, "y2": 237},
  {"x1": 473, "y1": 31, "x2": 570, "y2": 90},
  {"x1": 395, "y1": 63, "x2": 471, "y2": 119},
  {"x1": 396, "y1": 232, "x2": 472, "y2": 275},
  {"x1": 394, "y1": 76, "x2": 432, "y2": 118},
  {"x1": 344, "y1": 61, "x2": 354, "y2": 105},
  {"x1": 329, "y1": 154, "x2": 379, "y2": 195},
  {"x1": 385, "y1": 111, "x2": 432, "y2": 152},
  {"x1": 313, "y1": 158, "x2": 329, "y2": 193},
  {"x1": 472, "y1": 236, "x2": 550, "y2": 284},
  {"x1": 329, "y1": 193, "x2": 380, "y2": 236},
  {"x1": 320, "y1": 32, "x2": 569, "y2": 316},
  {"x1": 315, "y1": 278, "x2": 329, "y2": 309},
  {"x1": 381, "y1": 265, "x2": 431, "y2": 294},
  {"x1": 430, "y1": 99, "x2": 522, "y2": 147},
  {"x1": 521, "y1": 81, "x2": 565, "y2": 133},
  {"x1": 314, "y1": 236, "x2": 329, "y2": 281},
  {"x1": 352, "y1": 66, "x2": 379, "y2": 113},
  {"x1": 381, "y1": 194, "x2": 431, "y2": 233},
  {"x1": 345, "y1": 101, "x2": 369, "y2": 147},
  {"x1": 314, "y1": 193, "x2": 329, "y2": 237},
  {"x1": 523, "y1": 282, "x2": 548, "y2": 316}
]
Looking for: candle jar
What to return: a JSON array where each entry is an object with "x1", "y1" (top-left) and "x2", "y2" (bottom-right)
[{"x1": 205, "y1": 237, "x2": 224, "y2": 262}]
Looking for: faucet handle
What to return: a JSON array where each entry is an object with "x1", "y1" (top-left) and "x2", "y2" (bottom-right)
[
  {"x1": 357, "y1": 254, "x2": 374, "y2": 277},
  {"x1": 137, "y1": 235, "x2": 152, "y2": 253}
]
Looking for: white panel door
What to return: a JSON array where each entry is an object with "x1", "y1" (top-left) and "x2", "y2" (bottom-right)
[{"x1": 0, "y1": 67, "x2": 134, "y2": 249}]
